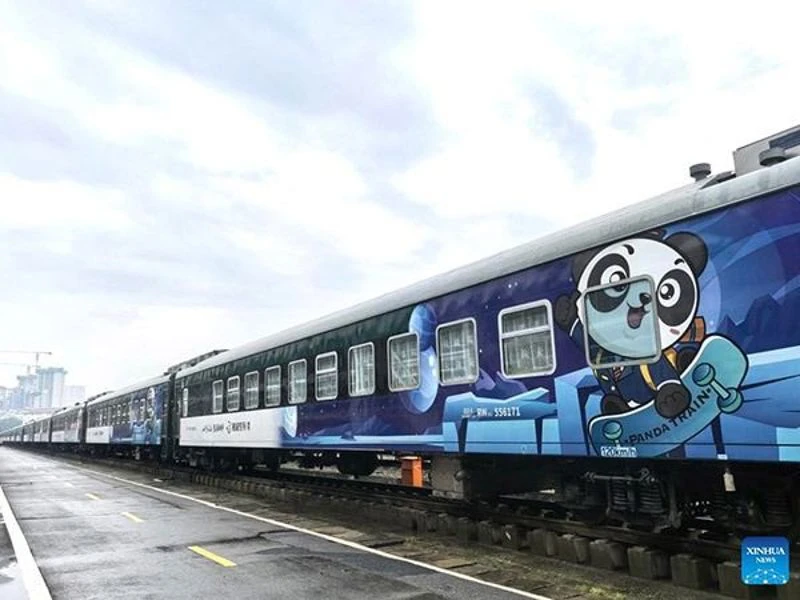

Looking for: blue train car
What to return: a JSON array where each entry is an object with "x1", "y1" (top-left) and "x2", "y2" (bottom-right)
[
  {"x1": 31, "y1": 415, "x2": 50, "y2": 444},
  {"x1": 50, "y1": 404, "x2": 86, "y2": 451},
  {"x1": 173, "y1": 127, "x2": 800, "y2": 534},
  {"x1": 21, "y1": 420, "x2": 36, "y2": 444},
  {"x1": 85, "y1": 375, "x2": 169, "y2": 459},
  {"x1": 0, "y1": 424, "x2": 23, "y2": 444}
]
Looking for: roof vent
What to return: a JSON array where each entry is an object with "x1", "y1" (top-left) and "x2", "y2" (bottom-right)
[
  {"x1": 690, "y1": 162, "x2": 711, "y2": 181},
  {"x1": 734, "y1": 125, "x2": 800, "y2": 175},
  {"x1": 759, "y1": 146, "x2": 788, "y2": 167}
]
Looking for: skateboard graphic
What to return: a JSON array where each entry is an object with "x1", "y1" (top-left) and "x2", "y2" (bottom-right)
[{"x1": 588, "y1": 335, "x2": 748, "y2": 458}]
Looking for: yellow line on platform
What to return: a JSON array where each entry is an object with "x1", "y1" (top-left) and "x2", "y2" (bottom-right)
[
  {"x1": 85, "y1": 493, "x2": 101, "y2": 500},
  {"x1": 188, "y1": 545, "x2": 236, "y2": 567},
  {"x1": 122, "y1": 512, "x2": 143, "y2": 523}
]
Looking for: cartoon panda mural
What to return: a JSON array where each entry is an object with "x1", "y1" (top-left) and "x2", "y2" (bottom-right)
[{"x1": 554, "y1": 230, "x2": 709, "y2": 419}]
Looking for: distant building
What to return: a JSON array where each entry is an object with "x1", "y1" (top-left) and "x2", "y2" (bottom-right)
[
  {"x1": 2, "y1": 365, "x2": 86, "y2": 411},
  {"x1": 0, "y1": 386, "x2": 10, "y2": 410},
  {"x1": 37, "y1": 367, "x2": 67, "y2": 409},
  {"x1": 15, "y1": 374, "x2": 39, "y2": 409}
]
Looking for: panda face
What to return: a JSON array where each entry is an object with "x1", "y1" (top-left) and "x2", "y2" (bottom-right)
[{"x1": 576, "y1": 237, "x2": 700, "y2": 358}]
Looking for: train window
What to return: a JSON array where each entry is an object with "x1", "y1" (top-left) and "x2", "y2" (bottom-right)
[
  {"x1": 244, "y1": 371, "x2": 259, "y2": 409},
  {"x1": 227, "y1": 376, "x2": 241, "y2": 411},
  {"x1": 288, "y1": 360, "x2": 307, "y2": 404},
  {"x1": 582, "y1": 275, "x2": 661, "y2": 368},
  {"x1": 182, "y1": 388, "x2": 189, "y2": 417},
  {"x1": 348, "y1": 342, "x2": 375, "y2": 397},
  {"x1": 388, "y1": 332, "x2": 420, "y2": 391},
  {"x1": 436, "y1": 318, "x2": 479, "y2": 385},
  {"x1": 265, "y1": 366, "x2": 281, "y2": 406},
  {"x1": 212, "y1": 380, "x2": 224, "y2": 413},
  {"x1": 315, "y1": 352, "x2": 338, "y2": 401},
  {"x1": 499, "y1": 301, "x2": 556, "y2": 378}
]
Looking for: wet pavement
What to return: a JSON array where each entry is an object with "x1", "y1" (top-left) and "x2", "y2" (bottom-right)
[
  {"x1": 1, "y1": 490, "x2": 29, "y2": 600},
  {"x1": 0, "y1": 556, "x2": 28, "y2": 600},
  {"x1": 0, "y1": 447, "x2": 545, "y2": 600}
]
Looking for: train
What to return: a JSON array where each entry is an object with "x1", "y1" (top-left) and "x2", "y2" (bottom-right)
[{"x1": 4, "y1": 125, "x2": 800, "y2": 539}]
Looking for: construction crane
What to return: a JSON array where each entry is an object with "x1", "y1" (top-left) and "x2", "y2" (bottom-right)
[{"x1": 0, "y1": 350, "x2": 52, "y2": 375}]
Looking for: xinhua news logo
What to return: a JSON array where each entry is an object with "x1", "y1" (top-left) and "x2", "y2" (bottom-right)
[{"x1": 741, "y1": 537, "x2": 789, "y2": 585}]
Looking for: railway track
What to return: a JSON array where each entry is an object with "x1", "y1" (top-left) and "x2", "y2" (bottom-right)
[{"x1": 28, "y1": 449, "x2": 800, "y2": 598}]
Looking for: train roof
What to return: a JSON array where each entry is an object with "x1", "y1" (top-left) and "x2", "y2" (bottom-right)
[
  {"x1": 51, "y1": 403, "x2": 85, "y2": 416},
  {"x1": 23, "y1": 414, "x2": 52, "y2": 425},
  {"x1": 176, "y1": 154, "x2": 800, "y2": 379},
  {"x1": 86, "y1": 373, "x2": 171, "y2": 407}
]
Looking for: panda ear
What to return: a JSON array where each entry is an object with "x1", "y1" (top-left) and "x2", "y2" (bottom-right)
[
  {"x1": 572, "y1": 249, "x2": 598, "y2": 284},
  {"x1": 664, "y1": 232, "x2": 708, "y2": 275}
]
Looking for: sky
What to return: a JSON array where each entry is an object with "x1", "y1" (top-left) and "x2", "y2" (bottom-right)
[{"x1": 1, "y1": 1, "x2": 799, "y2": 397}]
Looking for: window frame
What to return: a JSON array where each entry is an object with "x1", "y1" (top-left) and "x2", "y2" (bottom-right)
[
  {"x1": 387, "y1": 332, "x2": 421, "y2": 392},
  {"x1": 182, "y1": 387, "x2": 189, "y2": 417},
  {"x1": 435, "y1": 317, "x2": 480, "y2": 386},
  {"x1": 288, "y1": 359, "x2": 308, "y2": 405},
  {"x1": 315, "y1": 351, "x2": 339, "y2": 401},
  {"x1": 226, "y1": 376, "x2": 241, "y2": 412},
  {"x1": 264, "y1": 365, "x2": 282, "y2": 407},
  {"x1": 581, "y1": 274, "x2": 662, "y2": 370},
  {"x1": 497, "y1": 300, "x2": 557, "y2": 379},
  {"x1": 212, "y1": 379, "x2": 224, "y2": 414},
  {"x1": 348, "y1": 342, "x2": 376, "y2": 397},
  {"x1": 244, "y1": 370, "x2": 259, "y2": 410}
]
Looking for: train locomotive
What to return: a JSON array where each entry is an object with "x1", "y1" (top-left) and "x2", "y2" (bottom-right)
[{"x1": 4, "y1": 126, "x2": 800, "y2": 539}]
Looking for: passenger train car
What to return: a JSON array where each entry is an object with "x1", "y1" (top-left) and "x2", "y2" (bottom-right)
[
  {"x1": 3, "y1": 125, "x2": 800, "y2": 537},
  {"x1": 84, "y1": 375, "x2": 169, "y2": 460}
]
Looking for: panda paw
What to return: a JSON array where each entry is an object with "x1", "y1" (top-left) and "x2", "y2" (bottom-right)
[
  {"x1": 554, "y1": 291, "x2": 580, "y2": 331},
  {"x1": 601, "y1": 394, "x2": 629, "y2": 415},
  {"x1": 655, "y1": 382, "x2": 690, "y2": 419}
]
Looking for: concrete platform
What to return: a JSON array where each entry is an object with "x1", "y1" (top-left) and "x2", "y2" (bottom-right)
[
  {"x1": 1, "y1": 510, "x2": 30, "y2": 600},
  {"x1": 0, "y1": 448, "x2": 550, "y2": 600}
]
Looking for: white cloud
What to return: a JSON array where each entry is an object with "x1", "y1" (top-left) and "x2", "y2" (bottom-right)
[
  {"x1": 397, "y1": 1, "x2": 800, "y2": 230},
  {"x1": 213, "y1": 150, "x2": 435, "y2": 267},
  {"x1": 0, "y1": 174, "x2": 133, "y2": 233}
]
